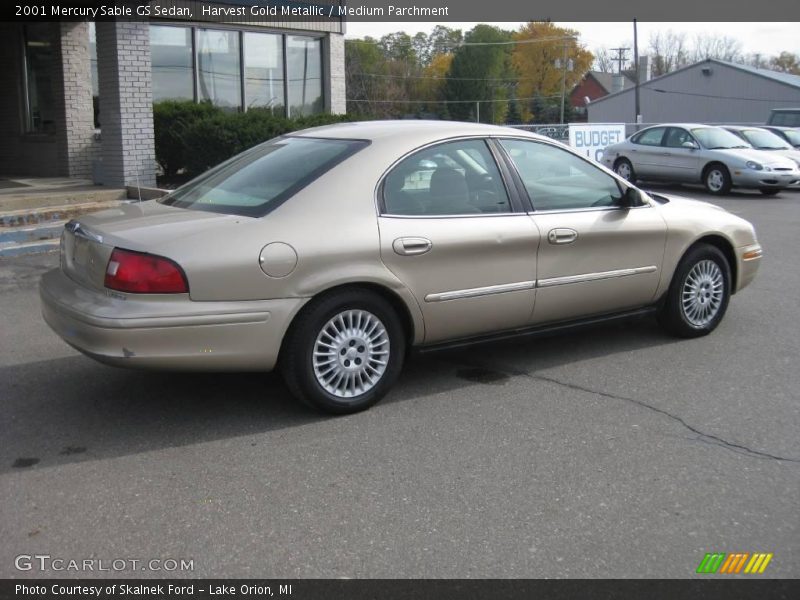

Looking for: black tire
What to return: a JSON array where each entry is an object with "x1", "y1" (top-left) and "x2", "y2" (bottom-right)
[
  {"x1": 759, "y1": 188, "x2": 781, "y2": 196},
  {"x1": 280, "y1": 288, "x2": 406, "y2": 415},
  {"x1": 658, "y1": 243, "x2": 731, "y2": 338},
  {"x1": 614, "y1": 158, "x2": 636, "y2": 183},
  {"x1": 703, "y1": 164, "x2": 732, "y2": 195}
]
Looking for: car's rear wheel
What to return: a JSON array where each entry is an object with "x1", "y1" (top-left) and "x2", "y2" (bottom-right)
[
  {"x1": 759, "y1": 188, "x2": 781, "y2": 196},
  {"x1": 614, "y1": 158, "x2": 636, "y2": 183},
  {"x1": 280, "y1": 288, "x2": 405, "y2": 414},
  {"x1": 658, "y1": 243, "x2": 731, "y2": 338},
  {"x1": 703, "y1": 164, "x2": 732, "y2": 195}
]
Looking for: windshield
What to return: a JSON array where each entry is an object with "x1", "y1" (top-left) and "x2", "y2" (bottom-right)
[
  {"x1": 691, "y1": 128, "x2": 751, "y2": 150},
  {"x1": 160, "y1": 137, "x2": 368, "y2": 217},
  {"x1": 740, "y1": 129, "x2": 791, "y2": 150},
  {"x1": 780, "y1": 129, "x2": 800, "y2": 146}
]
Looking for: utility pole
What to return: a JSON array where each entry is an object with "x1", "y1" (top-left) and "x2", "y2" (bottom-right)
[
  {"x1": 610, "y1": 47, "x2": 630, "y2": 74},
  {"x1": 633, "y1": 19, "x2": 641, "y2": 127},
  {"x1": 558, "y1": 40, "x2": 575, "y2": 124}
]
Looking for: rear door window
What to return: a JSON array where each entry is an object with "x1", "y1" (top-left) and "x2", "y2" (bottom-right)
[
  {"x1": 160, "y1": 137, "x2": 368, "y2": 217},
  {"x1": 632, "y1": 127, "x2": 667, "y2": 146},
  {"x1": 382, "y1": 139, "x2": 512, "y2": 216}
]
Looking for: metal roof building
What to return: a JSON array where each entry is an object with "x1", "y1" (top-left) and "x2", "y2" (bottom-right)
[{"x1": 588, "y1": 58, "x2": 800, "y2": 126}]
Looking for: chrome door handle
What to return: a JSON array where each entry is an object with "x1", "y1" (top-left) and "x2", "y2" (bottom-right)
[
  {"x1": 393, "y1": 237, "x2": 432, "y2": 256},
  {"x1": 548, "y1": 228, "x2": 578, "y2": 245}
]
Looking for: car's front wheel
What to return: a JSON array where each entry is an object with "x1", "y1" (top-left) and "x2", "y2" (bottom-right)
[
  {"x1": 614, "y1": 158, "x2": 636, "y2": 183},
  {"x1": 280, "y1": 288, "x2": 405, "y2": 414},
  {"x1": 658, "y1": 243, "x2": 731, "y2": 338},
  {"x1": 703, "y1": 164, "x2": 732, "y2": 195}
]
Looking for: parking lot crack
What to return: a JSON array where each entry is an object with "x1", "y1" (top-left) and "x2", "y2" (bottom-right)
[{"x1": 453, "y1": 360, "x2": 800, "y2": 464}]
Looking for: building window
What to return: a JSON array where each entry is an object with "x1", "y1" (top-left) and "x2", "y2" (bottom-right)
[
  {"x1": 286, "y1": 36, "x2": 323, "y2": 117},
  {"x1": 89, "y1": 22, "x2": 99, "y2": 128},
  {"x1": 151, "y1": 25, "x2": 194, "y2": 102},
  {"x1": 23, "y1": 23, "x2": 56, "y2": 134},
  {"x1": 148, "y1": 25, "x2": 324, "y2": 116},
  {"x1": 196, "y1": 29, "x2": 241, "y2": 111},
  {"x1": 243, "y1": 32, "x2": 285, "y2": 116}
]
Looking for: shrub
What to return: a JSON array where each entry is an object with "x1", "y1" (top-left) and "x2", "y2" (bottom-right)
[
  {"x1": 153, "y1": 100, "x2": 221, "y2": 176},
  {"x1": 182, "y1": 109, "x2": 350, "y2": 176}
]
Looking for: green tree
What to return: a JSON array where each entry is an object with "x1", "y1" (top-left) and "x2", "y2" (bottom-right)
[
  {"x1": 444, "y1": 25, "x2": 513, "y2": 123},
  {"x1": 505, "y1": 97, "x2": 522, "y2": 124}
]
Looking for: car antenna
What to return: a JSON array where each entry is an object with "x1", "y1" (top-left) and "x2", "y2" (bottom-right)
[{"x1": 135, "y1": 162, "x2": 142, "y2": 203}]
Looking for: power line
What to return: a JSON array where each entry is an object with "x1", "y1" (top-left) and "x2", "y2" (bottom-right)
[
  {"x1": 347, "y1": 94, "x2": 565, "y2": 104},
  {"x1": 350, "y1": 72, "x2": 538, "y2": 82},
  {"x1": 649, "y1": 88, "x2": 800, "y2": 103},
  {"x1": 609, "y1": 47, "x2": 630, "y2": 73},
  {"x1": 345, "y1": 35, "x2": 578, "y2": 49}
]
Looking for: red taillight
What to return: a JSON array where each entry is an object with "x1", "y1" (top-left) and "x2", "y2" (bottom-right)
[{"x1": 104, "y1": 248, "x2": 188, "y2": 294}]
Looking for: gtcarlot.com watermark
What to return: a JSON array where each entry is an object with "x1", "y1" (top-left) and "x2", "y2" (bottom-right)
[{"x1": 15, "y1": 554, "x2": 194, "y2": 573}]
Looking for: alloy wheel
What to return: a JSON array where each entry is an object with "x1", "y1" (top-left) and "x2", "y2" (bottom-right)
[
  {"x1": 681, "y1": 259, "x2": 724, "y2": 327},
  {"x1": 312, "y1": 309, "x2": 390, "y2": 399}
]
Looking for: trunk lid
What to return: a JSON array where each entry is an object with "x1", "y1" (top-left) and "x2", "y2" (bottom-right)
[{"x1": 61, "y1": 200, "x2": 240, "y2": 291}]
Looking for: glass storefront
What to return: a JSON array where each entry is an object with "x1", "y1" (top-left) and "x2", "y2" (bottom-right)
[
  {"x1": 150, "y1": 25, "x2": 194, "y2": 102},
  {"x1": 244, "y1": 32, "x2": 285, "y2": 115},
  {"x1": 23, "y1": 24, "x2": 56, "y2": 134},
  {"x1": 148, "y1": 25, "x2": 323, "y2": 115},
  {"x1": 286, "y1": 36, "x2": 323, "y2": 117}
]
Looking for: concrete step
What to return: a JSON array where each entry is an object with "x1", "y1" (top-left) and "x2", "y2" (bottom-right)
[
  {"x1": 0, "y1": 200, "x2": 124, "y2": 228},
  {"x1": 0, "y1": 237, "x2": 60, "y2": 258},
  {"x1": 0, "y1": 187, "x2": 127, "y2": 212},
  {"x1": 0, "y1": 220, "x2": 66, "y2": 245}
]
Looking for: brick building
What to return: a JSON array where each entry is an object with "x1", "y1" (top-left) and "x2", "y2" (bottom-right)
[{"x1": 0, "y1": 9, "x2": 346, "y2": 188}]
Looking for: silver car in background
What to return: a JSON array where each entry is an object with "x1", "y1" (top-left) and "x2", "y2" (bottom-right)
[
  {"x1": 724, "y1": 125, "x2": 800, "y2": 168},
  {"x1": 603, "y1": 124, "x2": 800, "y2": 195},
  {"x1": 762, "y1": 126, "x2": 800, "y2": 150}
]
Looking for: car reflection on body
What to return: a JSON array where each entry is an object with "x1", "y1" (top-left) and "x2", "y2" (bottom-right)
[
  {"x1": 603, "y1": 123, "x2": 800, "y2": 195},
  {"x1": 41, "y1": 121, "x2": 762, "y2": 414}
]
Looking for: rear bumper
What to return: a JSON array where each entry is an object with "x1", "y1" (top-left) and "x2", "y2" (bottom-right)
[{"x1": 40, "y1": 268, "x2": 307, "y2": 371}]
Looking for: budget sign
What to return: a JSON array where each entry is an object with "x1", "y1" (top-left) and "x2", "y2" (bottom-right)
[{"x1": 569, "y1": 124, "x2": 626, "y2": 163}]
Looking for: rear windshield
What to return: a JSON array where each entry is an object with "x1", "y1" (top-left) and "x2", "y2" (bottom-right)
[
  {"x1": 159, "y1": 137, "x2": 368, "y2": 217},
  {"x1": 768, "y1": 111, "x2": 800, "y2": 127}
]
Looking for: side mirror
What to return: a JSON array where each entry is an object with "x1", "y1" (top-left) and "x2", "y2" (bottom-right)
[
  {"x1": 619, "y1": 187, "x2": 641, "y2": 208},
  {"x1": 682, "y1": 141, "x2": 698, "y2": 150}
]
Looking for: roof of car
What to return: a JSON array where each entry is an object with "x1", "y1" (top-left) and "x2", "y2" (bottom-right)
[
  {"x1": 637, "y1": 123, "x2": 723, "y2": 130},
  {"x1": 723, "y1": 125, "x2": 768, "y2": 130},
  {"x1": 291, "y1": 120, "x2": 545, "y2": 142}
]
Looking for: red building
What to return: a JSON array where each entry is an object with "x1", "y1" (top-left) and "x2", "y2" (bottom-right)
[{"x1": 570, "y1": 71, "x2": 634, "y2": 121}]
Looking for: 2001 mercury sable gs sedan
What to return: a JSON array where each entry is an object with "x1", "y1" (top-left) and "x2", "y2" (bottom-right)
[{"x1": 40, "y1": 121, "x2": 762, "y2": 414}]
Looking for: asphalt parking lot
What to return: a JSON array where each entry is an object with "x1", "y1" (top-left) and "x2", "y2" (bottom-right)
[{"x1": 1, "y1": 185, "x2": 798, "y2": 579}]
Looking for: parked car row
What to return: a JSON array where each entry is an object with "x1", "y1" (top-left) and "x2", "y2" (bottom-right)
[{"x1": 603, "y1": 123, "x2": 800, "y2": 195}]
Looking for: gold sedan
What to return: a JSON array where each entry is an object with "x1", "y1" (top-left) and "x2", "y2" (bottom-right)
[{"x1": 40, "y1": 121, "x2": 762, "y2": 414}]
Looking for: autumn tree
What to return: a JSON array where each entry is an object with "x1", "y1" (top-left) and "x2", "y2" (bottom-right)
[
  {"x1": 511, "y1": 22, "x2": 593, "y2": 123},
  {"x1": 770, "y1": 51, "x2": 800, "y2": 74}
]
